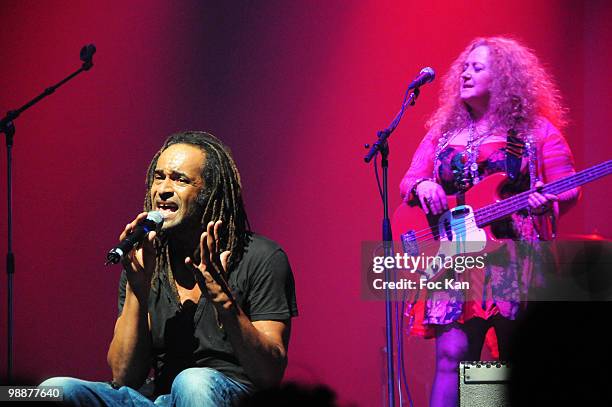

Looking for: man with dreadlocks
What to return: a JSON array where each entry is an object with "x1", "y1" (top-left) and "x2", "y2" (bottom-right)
[{"x1": 41, "y1": 131, "x2": 298, "y2": 406}]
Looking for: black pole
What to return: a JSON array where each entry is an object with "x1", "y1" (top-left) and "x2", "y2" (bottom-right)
[
  {"x1": 1, "y1": 44, "x2": 95, "y2": 383},
  {"x1": 380, "y1": 141, "x2": 396, "y2": 406},
  {"x1": 5, "y1": 124, "x2": 15, "y2": 384},
  {"x1": 364, "y1": 88, "x2": 421, "y2": 406}
]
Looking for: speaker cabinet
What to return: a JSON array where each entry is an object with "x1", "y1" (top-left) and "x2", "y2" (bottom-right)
[{"x1": 459, "y1": 361, "x2": 511, "y2": 407}]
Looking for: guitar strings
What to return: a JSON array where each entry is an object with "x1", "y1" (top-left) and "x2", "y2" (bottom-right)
[
  {"x1": 407, "y1": 162, "x2": 611, "y2": 240},
  {"x1": 405, "y1": 165, "x2": 612, "y2": 254},
  {"x1": 397, "y1": 163, "x2": 612, "y2": 251}
]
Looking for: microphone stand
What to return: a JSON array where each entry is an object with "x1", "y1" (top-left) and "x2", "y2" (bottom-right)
[
  {"x1": 0, "y1": 44, "x2": 96, "y2": 384},
  {"x1": 364, "y1": 87, "x2": 420, "y2": 406}
]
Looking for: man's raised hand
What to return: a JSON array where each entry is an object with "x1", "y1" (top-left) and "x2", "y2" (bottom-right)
[{"x1": 186, "y1": 220, "x2": 235, "y2": 309}]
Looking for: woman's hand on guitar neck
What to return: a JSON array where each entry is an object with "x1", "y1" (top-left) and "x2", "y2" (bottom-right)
[
  {"x1": 528, "y1": 181, "x2": 559, "y2": 215},
  {"x1": 416, "y1": 180, "x2": 449, "y2": 216}
]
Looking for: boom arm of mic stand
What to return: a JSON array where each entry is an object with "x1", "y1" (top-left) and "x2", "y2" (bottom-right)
[
  {"x1": 363, "y1": 88, "x2": 420, "y2": 163},
  {"x1": 0, "y1": 44, "x2": 96, "y2": 139}
]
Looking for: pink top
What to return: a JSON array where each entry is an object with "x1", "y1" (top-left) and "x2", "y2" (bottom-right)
[{"x1": 399, "y1": 118, "x2": 580, "y2": 238}]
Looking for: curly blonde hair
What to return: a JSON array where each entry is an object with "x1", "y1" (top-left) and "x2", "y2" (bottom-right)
[{"x1": 427, "y1": 36, "x2": 567, "y2": 136}]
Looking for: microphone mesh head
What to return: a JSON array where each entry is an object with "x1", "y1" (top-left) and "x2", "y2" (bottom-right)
[
  {"x1": 147, "y1": 211, "x2": 164, "y2": 226},
  {"x1": 420, "y1": 67, "x2": 436, "y2": 82}
]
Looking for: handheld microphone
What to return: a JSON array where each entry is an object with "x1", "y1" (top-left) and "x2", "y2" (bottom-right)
[
  {"x1": 407, "y1": 67, "x2": 435, "y2": 90},
  {"x1": 105, "y1": 211, "x2": 164, "y2": 265}
]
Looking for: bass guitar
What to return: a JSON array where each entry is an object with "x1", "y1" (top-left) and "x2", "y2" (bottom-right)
[{"x1": 391, "y1": 160, "x2": 612, "y2": 282}]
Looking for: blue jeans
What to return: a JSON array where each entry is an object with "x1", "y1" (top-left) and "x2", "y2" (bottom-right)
[{"x1": 40, "y1": 368, "x2": 251, "y2": 406}]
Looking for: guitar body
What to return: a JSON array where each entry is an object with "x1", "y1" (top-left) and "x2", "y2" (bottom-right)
[
  {"x1": 391, "y1": 173, "x2": 510, "y2": 280},
  {"x1": 389, "y1": 160, "x2": 611, "y2": 331},
  {"x1": 390, "y1": 160, "x2": 611, "y2": 282}
]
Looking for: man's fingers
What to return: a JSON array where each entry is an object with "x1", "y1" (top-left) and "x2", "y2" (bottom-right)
[
  {"x1": 213, "y1": 220, "x2": 223, "y2": 251},
  {"x1": 206, "y1": 221, "x2": 216, "y2": 260},
  {"x1": 213, "y1": 220, "x2": 222, "y2": 236},
  {"x1": 220, "y1": 251, "x2": 231, "y2": 272},
  {"x1": 119, "y1": 212, "x2": 149, "y2": 241},
  {"x1": 185, "y1": 256, "x2": 205, "y2": 280},
  {"x1": 131, "y1": 212, "x2": 148, "y2": 229},
  {"x1": 186, "y1": 256, "x2": 214, "y2": 295},
  {"x1": 124, "y1": 248, "x2": 145, "y2": 273},
  {"x1": 140, "y1": 231, "x2": 157, "y2": 254},
  {"x1": 200, "y1": 231, "x2": 209, "y2": 265},
  {"x1": 119, "y1": 223, "x2": 131, "y2": 241},
  {"x1": 185, "y1": 256, "x2": 194, "y2": 268},
  {"x1": 196, "y1": 222, "x2": 235, "y2": 304}
]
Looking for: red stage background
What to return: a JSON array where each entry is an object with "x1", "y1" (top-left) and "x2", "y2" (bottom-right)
[{"x1": 0, "y1": 1, "x2": 611, "y2": 405}]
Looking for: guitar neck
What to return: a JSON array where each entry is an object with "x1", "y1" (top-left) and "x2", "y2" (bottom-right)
[{"x1": 475, "y1": 160, "x2": 612, "y2": 227}]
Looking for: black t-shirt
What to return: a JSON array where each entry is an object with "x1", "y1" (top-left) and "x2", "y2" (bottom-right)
[{"x1": 117, "y1": 234, "x2": 298, "y2": 396}]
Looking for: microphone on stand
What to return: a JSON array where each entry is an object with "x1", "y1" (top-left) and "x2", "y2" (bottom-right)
[
  {"x1": 407, "y1": 67, "x2": 435, "y2": 90},
  {"x1": 363, "y1": 66, "x2": 435, "y2": 163},
  {"x1": 80, "y1": 44, "x2": 96, "y2": 70}
]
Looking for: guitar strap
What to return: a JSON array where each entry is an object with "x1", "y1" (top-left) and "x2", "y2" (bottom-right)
[
  {"x1": 511, "y1": 128, "x2": 557, "y2": 239},
  {"x1": 506, "y1": 129, "x2": 525, "y2": 182}
]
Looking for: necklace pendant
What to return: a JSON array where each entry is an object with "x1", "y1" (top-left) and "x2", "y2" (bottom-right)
[{"x1": 470, "y1": 162, "x2": 479, "y2": 172}]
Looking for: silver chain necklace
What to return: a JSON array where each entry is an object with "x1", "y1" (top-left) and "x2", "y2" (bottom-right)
[
  {"x1": 433, "y1": 121, "x2": 494, "y2": 190},
  {"x1": 459, "y1": 121, "x2": 492, "y2": 190}
]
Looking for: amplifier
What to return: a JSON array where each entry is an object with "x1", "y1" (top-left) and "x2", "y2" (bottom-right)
[{"x1": 459, "y1": 361, "x2": 511, "y2": 407}]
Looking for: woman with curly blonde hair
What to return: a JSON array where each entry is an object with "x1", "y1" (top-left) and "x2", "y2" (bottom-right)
[{"x1": 399, "y1": 37, "x2": 580, "y2": 407}]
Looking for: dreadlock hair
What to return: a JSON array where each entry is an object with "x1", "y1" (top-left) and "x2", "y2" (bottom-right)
[{"x1": 144, "y1": 131, "x2": 251, "y2": 284}]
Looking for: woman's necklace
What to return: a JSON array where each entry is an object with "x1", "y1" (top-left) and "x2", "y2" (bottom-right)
[{"x1": 460, "y1": 120, "x2": 492, "y2": 190}]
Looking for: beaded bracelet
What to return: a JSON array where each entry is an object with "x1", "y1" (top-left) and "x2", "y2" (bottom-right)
[{"x1": 410, "y1": 177, "x2": 434, "y2": 201}]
